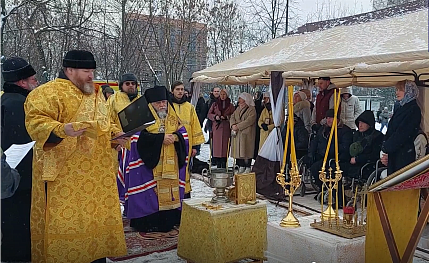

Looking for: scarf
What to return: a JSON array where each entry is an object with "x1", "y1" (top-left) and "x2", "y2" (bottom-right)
[
  {"x1": 399, "y1": 80, "x2": 419, "y2": 106},
  {"x1": 216, "y1": 97, "x2": 231, "y2": 116}
]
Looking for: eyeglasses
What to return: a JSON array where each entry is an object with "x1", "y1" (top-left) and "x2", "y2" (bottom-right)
[{"x1": 124, "y1": 81, "x2": 136, "y2": 86}]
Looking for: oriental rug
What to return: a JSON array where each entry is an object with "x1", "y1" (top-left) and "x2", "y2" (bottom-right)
[{"x1": 109, "y1": 219, "x2": 179, "y2": 262}]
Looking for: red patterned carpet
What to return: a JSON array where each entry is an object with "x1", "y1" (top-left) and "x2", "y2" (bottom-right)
[{"x1": 109, "y1": 219, "x2": 179, "y2": 261}]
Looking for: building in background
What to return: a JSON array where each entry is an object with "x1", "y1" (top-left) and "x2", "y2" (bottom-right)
[
  {"x1": 291, "y1": 0, "x2": 427, "y2": 35},
  {"x1": 126, "y1": 13, "x2": 207, "y2": 92}
]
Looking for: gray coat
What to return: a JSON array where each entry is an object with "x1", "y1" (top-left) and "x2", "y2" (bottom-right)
[{"x1": 230, "y1": 105, "x2": 257, "y2": 159}]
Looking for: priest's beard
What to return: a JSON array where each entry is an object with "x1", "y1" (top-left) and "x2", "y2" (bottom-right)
[
  {"x1": 157, "y1": 109, "x2": 167, "y2": 119},
  {"x1": 75, "y1": 79, "x2": 94, "y2": 95}
]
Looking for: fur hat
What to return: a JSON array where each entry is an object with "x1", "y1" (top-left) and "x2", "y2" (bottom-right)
[
  {"x1": 2, "y1": 57, "x2": 36, "y2": 82},
  {"x1": 62, "y1": 50, "x2": 96, "y2": 69},
  {"x1": 119, "y1": 73, "x2": 138, "y2": 91}
]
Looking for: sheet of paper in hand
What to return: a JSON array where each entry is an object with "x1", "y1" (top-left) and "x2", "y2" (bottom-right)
[
  {"x1": 112, "y1": 96, "x2": 155, "y2": 140},
  {"x1": 4, "y1": 141, "x2": 36, "y2": 169}
]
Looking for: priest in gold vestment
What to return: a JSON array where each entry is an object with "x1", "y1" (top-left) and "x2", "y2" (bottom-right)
[
  {"x1": 170, "y1": 80, "x2": 205, "y2": 197},
  {"x1": 107, "y1": 73, "x2": 141, "y2": 202},
  {"x1": 24, "y1": 50, "x2": 127, "y2": 263}
]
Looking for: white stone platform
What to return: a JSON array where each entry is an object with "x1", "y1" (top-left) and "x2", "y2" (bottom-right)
[{"x1": 266, "y1": 214, "x2": 365, "y2": 263}]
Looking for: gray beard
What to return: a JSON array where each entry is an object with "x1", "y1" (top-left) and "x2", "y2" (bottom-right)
[
  {"x1": 157, "y1": 109, "x2": 167, "y2": 119},
  {"x1": 75, "y1": 81, "x2": 94, "y2": 95}
]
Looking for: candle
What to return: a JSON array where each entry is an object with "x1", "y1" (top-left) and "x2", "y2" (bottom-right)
[
  {"x1": 335, "y1": 182, "x2": 339, "y2": 217},
  {"x1": 321, "y1": 181, "x2": 324, "y2": 221},
  {"x1": 342, "y1": 182, "x2": 345, "y2": 211},
  {"x1": 353, "y1": 186, "x2": 358, "y2": 208},
  {"x1": 226, "y1": 138, "x2": 230, "y2": 172}
]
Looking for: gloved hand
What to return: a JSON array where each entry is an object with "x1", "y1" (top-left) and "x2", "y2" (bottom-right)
[
  {"x1": 311, "y1": 124, "x2": 321, "y2": 133},
  {"x1": 261, "y1": 123, "x2": 269, "y2": 131}
]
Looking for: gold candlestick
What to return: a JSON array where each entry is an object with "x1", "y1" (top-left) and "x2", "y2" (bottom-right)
[
  {"x1": 276, "y1": 85, "x2": 301, "y2": 228},
  {"x1": 276, "y1": 166, "x2": 301, "y2": 227}
]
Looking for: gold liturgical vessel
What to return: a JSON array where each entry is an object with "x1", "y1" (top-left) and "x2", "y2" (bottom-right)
[
  {"x1": 276, "y1": 86, "x2": 301, "y2": 228},
  {"x1": 310, "y1": 90, "x2": 366, "y2": 238}
]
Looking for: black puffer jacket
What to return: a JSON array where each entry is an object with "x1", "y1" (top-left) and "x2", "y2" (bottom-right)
[
  {"x1": 382, "y1": 99, "x2": 421, "y2": 175},
  {"x1": 309, "y1": 121, "x2": 353, "y2": 162},
  {"x1": 352, "y1": 110, "x2": 384, "y2": 164},
  {"x1": 281, "y1": 116, "x2": 309, "y2": 151}
]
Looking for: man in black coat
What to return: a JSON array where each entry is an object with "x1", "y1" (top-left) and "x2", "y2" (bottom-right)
[
  {"x1": 1, "y1": 57, "x2": 38, "y2": 262},
  {"x1": 309, "y1": 109, "x2": 353, "y2": 207},
  {"x1": 195, "y1": 94, "x2": 207, "y2": 127}
]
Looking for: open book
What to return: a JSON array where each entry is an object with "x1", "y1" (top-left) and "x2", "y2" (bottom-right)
[
  {"x1": 112, "y1": 95, "x2": 155, "y2": 140},
  {"x1": 369, "y1": 154, "x2": 429, "y2": 192}
]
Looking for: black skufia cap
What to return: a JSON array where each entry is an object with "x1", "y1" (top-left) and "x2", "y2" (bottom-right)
[
  {"x1": 144, "y1": 85, "x2": 168, "y2": 103},
  {"x1": 62, "y1": 50, "x2": 96, "y2": 69},
  {"x1": 2, "y1": 57, "x2": 36, "y2": 82}
]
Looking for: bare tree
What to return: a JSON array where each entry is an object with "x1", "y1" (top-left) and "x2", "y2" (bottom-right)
[
  {"x1": 207, "y1": 0, "x2": 242, "y2": 66},
  {"x1": 243, "y1": 0, "x2": 298, "y2": 45}
]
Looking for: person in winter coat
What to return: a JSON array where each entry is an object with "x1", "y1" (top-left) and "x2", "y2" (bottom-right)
[
  {"x1": 381, "y1": 80, "x2": 421, "y2": 175},
  {"x1": 348, "y1": 110, "x2": 384, "y2": 179},
  {"x1": 230, "y1": 92, "x2": 257, "y2": 173},
  {"x1": 340, "y1": 87, "x2": 362, "y2": 130},
  {"x1": 293, "y1": 90, "x2": 312, "y2": 133},
  {"x1": 204, "y1": 87, "x2": 220, "y2": 141},
  {"x1": 379, "y1": 107, "x2": 390, "y2": 132},
  {"x1": 281, "y1": 114, "x2": 309, "y2": 161},
  {"x1": 0, "y1": 148, "x2": 21, "y2": 250},
  {"x1": 101, "y1": 84, "x2": 114, "y2": 100},
  {"x1": 1, "y1": 57, "x2": 38, "y2": 262},
  {"x1": 309, "y1": 109, "x2": 353, "y2": 207},
  {"x1": 299, "y1": 88, "x2": 314, "y2": 113},
  {"x1": 195, "y1": 92, "x2": 208, "y2": 127},
  {"x1": 207, "y1": 89, "x2": 235, "y2": 168},
  {"x1": 258, "y1": 93, "x2": 274, "y2": 150},
  {"x1": 253, "y1": 91, "x2": 264, "y2": 158},
  {"x1": 311, "y1": 77, "x2": 339, "y2": 127}
]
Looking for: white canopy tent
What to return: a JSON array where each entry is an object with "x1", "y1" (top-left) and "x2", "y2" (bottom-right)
[{"x1": 192, "y1": 9, "x2": 429, "y2": 88}]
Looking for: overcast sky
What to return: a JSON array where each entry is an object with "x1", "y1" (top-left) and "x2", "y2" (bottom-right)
[{"x1": 294, "y1": 0, "x2": 374, "y2": 25}]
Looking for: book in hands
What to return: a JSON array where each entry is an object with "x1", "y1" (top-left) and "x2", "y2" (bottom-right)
[{"x1": 112, "y1": 96, "x2": 156, "y2": 140}]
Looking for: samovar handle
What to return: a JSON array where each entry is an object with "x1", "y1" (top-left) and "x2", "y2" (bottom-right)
[{"x1": 201, "y1": 168, "x2": 211, "y2": 187}]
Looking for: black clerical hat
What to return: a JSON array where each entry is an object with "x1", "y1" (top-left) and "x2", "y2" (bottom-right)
[
  {"x1": 62, "y1": 50, "x2": 96, "y2": 69},
  {"x1": 145, "y1": 85, "x2": 168, "y2": 103},
  {"x1": 2, "y1": 57, "x2": 36, "y2": 82}
]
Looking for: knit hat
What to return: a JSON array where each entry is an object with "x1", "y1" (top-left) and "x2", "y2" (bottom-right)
[
  {"x1": 145, "y1": 85, "x2": 168, "y2": 103},
  {"x1": 325, "y1": 109, "x2": 340, "y2": 118},
  {"x1": 299, "y1": 89, "x2": 311, "y2": 100},
  {"x1": 103, "y1": 86, "x2": 114, "y2": 94},
  {"x1": 295, "y1": 91, "x2": 307, "y2": 101},
  {"x1": 2, "y1": 57, "x2": 36, "y2": 82},
  {"x1": 263, "y1": 92, "x2": 270, "y2": 98},
  {"x1": 119, "y1": 73, "x2": 138, "y2": 91},
  {"x1": 62, "y1": 50, "x2": 96, "y2": 69},
  {"x1": 319, "y1": 77, "x2": 330, "y2": 81}
]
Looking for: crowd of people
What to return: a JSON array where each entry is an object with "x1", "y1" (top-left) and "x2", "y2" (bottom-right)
[{"x1": 1, "y1": 50, "x2": 427, "y2": 263}]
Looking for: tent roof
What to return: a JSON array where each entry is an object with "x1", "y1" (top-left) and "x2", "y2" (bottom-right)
[{"x1": 192, "y1": 9, "x2": 429, "y2": 87}]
